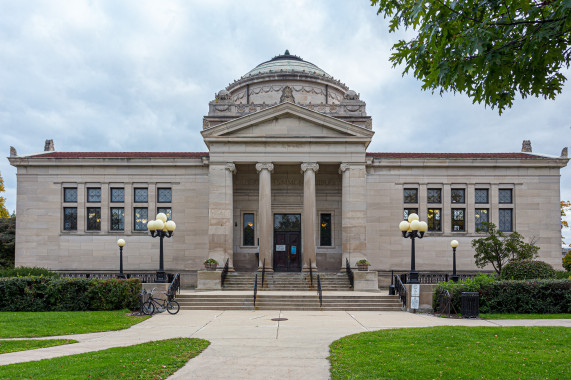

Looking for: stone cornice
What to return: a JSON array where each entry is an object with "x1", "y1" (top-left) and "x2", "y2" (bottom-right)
[{"x1": 367, "y1": 157, "x2": 569, "y2": 169}]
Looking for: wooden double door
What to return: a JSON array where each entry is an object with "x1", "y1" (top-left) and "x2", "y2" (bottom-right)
[{"x1": 273, "y1": 214, "x2": 301, "y2": 272}]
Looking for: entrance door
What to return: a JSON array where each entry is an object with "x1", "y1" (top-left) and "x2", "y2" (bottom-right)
[{"x1": 273, "y1": 214, "x2": 301, "y2": 272}]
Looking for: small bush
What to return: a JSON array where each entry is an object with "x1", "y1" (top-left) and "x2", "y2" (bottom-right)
[
  {"x1": 555, "y1": 270, "x2": 571, "y2": 280},
  {"x1": 500, "y1": 260, "x2": 556, "y2": 280},
  {"x1": 0, "y1": 267, "x2": 60, "y2": 278},
  {"x1": 563, "y1": 251, "x2": 571, "y2": 272}
]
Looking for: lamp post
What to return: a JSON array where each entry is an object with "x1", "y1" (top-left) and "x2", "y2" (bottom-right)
[
  {"x1": 450, "y1": 240, "x2": 459, "y2": 282},
  {"x1": 398, "y1": 213, "x2": 428, "y2": 284},
  {"x1": 117, "y1": 239, "x2": 126, "y2": 279},
  {"x1": 147, "y1": 213, "x2": 176, "y2": 283}
]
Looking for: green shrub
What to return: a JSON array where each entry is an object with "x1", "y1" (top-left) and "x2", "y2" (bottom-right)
[
  {"x1": 0, "y1": 267, "x2": 60, "y2": 278},
  {"x1": 563, "y1": 251, "x2": 571, "y2": 272},
  {"x1": 0, "y1": 277, "x2": 141, "y2": 311},
  {"x1": 554, "y1": 270, "x2": 571, "y2": 280},
  {"x1": 500, "y1": 260, "x2": 556, "y2": 280}
]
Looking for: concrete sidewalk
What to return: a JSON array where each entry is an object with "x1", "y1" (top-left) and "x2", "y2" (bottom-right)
[{"x1": 1, "y1": 311, "x2": 569, "y2": 379}]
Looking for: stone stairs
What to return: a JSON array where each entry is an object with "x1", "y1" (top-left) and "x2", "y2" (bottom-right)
[{"x1": 222, "y1": 272, "x2": 352, "y2": 291}]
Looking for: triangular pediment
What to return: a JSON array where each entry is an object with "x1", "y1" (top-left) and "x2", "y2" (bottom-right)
[{"x1": 201, "y1": 102, "x2": 374, "y2": 141}]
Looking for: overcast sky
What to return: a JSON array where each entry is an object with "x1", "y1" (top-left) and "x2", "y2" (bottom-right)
[{"x1": 1, "y1": 0, "x2": 569, "y2": 243}]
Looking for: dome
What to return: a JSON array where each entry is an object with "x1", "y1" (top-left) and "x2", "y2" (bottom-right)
[{"x1": 241, "y1": 50, "x2": 332, "y2": 79}]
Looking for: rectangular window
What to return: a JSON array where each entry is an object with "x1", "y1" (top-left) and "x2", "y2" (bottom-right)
[
  {"x1": 427, "y1": 189, "x2": 442, "y2": 204},
  {"x1": 451, "y1": 208, "x2": 465, "y2": 231},
  {"x1": 157, "y1": 207, "x2": 172, "y2": 221},
  {"x1": 427, "y1": 208, "x2": 442, "y2": 231},
  {"x1": 403, "y1": 188, "x2": 418, "y2": 203},
  {"x1": 110, "y1": 207, "x2": 125, "y2": 231},
  {"x1": 87, "y1": 207, "x2": 101, "y2": 231},
  {"x1": 499, "y1": 189, "x2": 513, "y2": 204},
  {"x1": 64, "y1": 188, "x2": 77, "y2": 203},
  {"x1": 320, "y1": 213, "x2": 332, "y2": 246},
  {"x1": 134, "y1": 188, "x2": 148, "y2": 203},
  {"x1": 243, "y1": 213, "x2": 255, "y2": 246},
  {"x1": 403, "y1": 208, "x2": 418, "y2": 221},
  {"x1": 157, "y1": 188, "x2": 172, "y2": 203},
  {"x1": 475, "y1": 189, "x2": 489, "y2": 204},
  {"x1": 451, "y1": 189, "x2": 465, "y2": 204},
  {"x1": 499, "y1": 209, "x2": 513, "y2": 231},
  {"x1": 110, "y1": 188, "x2": 125, "y2": 203},
  {"x1": 87, "y1": 188, "x2": 101, "y2": 203},
  {"x1": 63, "y1": 207, "x2": 77, "y2": 231},
  {"x1": 134, "y1": 207, "x2": 148, "y2": 231},
  {"x1": 475, "y1": 208, "x2": 489, "y2": 231}
]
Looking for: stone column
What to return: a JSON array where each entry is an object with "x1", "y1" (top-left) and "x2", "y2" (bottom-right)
[
  {"x1": 301, "y1": 162, "x2": 319, "y2": 271},
  {"x1": 339, "y1": 163, "x2": 367, "y2": 270},
  {"x1": 208, "y1": 162, "x2": 236, "y2": 270},
  {"x1": 256, "y1": 162, "x2": 274, "y2": 272}
]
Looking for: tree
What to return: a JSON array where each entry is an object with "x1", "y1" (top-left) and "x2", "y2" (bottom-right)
[
  {"x1": 0, "y1": 172, "x2": 9, "y2": 218},
  {"x1": 562, "y1": 200, "x2": 570, "y2": 247},
  {"x1": 472, "y1": 222, "x2": 539, "y2": 274},
  {"x1": 0, "y1": 215, "x2": 15, "y2": 268},
  {"x1": 371, "y1": 0, "x2": 571, "y2": 113}
]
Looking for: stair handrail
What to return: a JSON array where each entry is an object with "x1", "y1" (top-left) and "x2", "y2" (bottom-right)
[
  {"x1": 253, "y1": 273, "x2": 258, "y2": 307},
  {"x1": 167, "y1": 273, "x2": 180, "y2": 301},
  {"x1": 394, "y1": 274, "x2": 407, "y2": 308},
  {"x1": 261, "y1": 259, "x2": 266, "y2": 289},
  {"x1": 309, "y1": 260, "x2": 313, "y2": 287},
  {"x1": 317, "y1": 274, "x2": 323, "y2": 307},
  {"x1": 221, "y1": 258, "x2": 229, "y2": 288},
  {"x1": 345, "y1": 258, "x2": 354, "y2": 288}
]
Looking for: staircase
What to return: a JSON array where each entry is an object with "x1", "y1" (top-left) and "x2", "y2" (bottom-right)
[{"x1": 222, "y1": 272, "x2": 352, "y2": 291}]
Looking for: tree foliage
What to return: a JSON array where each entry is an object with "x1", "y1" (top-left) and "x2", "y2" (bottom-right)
[
  {"x1": 562, "y1": 200, "x2": 570, "y2": 247},
  {"x1": 371, "y1": 0, "x2": 571, "y2": 113},
  {"x1": 0, "y1": 172, "x2": 9, "y2": 218},
  {"x1": 472, "y1": 222, "x2": 539, "y2": 274},
  {"x1": 0, "y1": 216, "x2": 15, "y2": 269}
]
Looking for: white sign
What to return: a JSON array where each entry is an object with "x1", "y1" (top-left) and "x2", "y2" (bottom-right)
[
  {"x1": 276, "y1": 245, "x2": 286, "y2": 251},
  {"x1": 410, "y1": 296, "x2": 419, "y2": 309},
  {"x1": 411, "y1": 284, "x2": 420, "y2": 297}
]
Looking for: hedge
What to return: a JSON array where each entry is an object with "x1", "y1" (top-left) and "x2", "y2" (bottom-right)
[
  {"x1": 499, "y1": 260, "x2": 556, "y2": 280},
  {"x1": 433, "y1": 276, "x2": 571, "y2": 314},
  {"x1": 0, "y1": 267, "x2": 60, "y2": 278},
  {"x1": 0, "y1": 277, "x2": 141, "y2": 311}
]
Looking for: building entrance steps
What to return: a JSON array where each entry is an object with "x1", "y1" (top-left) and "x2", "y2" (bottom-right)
[{"x1": 222, "y1": 272, "x2": 352, "y2": 291}]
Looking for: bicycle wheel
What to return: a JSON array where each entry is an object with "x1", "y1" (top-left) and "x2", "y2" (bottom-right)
[
  {"x1": 166, "y1": 300, "x2": 180, "y2": 314},
  {"x1": 142, "y1": 300, "x2": 155, "y2": 315}
]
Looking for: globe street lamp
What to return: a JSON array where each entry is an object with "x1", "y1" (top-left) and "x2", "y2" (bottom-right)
[
  {"x1": 117, "y1": 239, "x2": 126, "y2": 279},
  {"x1": 450, "y1": 240, "x2": 459, "y2": 282},
  {"x1": 147, "y1": 213, "x2": 176, "y2": 283},
  {"x1": 398, "y1": 213, "x2": 428, "y2": 284}
]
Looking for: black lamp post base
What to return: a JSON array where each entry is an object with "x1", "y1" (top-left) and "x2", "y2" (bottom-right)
[
  {"x1": 408, "y1": 271, "x2": 419, "y2": 284},
  {"x1": 156, "y1": 271, "x2": 167, "y2": 283},
  {"x1": 451, "y1": 275, "x2": 459, "y2": 283}
]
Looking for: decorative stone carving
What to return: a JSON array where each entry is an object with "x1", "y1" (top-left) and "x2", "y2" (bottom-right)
[
  {"x1": 301, "y1": 162, "x2": 319, "y2": 174},
  {"x1": 339, "y1": 163, "x2": 351, "y2": 174},
  {"x1": 344, "y1": 90, "x2": 360, "y2": 100},
  {"x1": 365, "y1": 119, "x2": 373, "y2": 129},
  {"x1": 9, "y1": 146, "x2": 17, "y2": 157},
  {"x1": 256, "y1": 162, "x2": 274, "y2": 173},
  {"x1": 562, "y1": 147, "x2": 568, "y2": 158},
  {"x1": 521, "y1": 140, "x2": 532, "y2": 152},
  {"x1": 225, "y1": 163, "x2": 237, "y2": 174},
  {"x1": 44, "y1": 139, "x2": 54, "y2": 152},
  {"x1": 203, "y1": 119, "x2": 210, "y2": 129},
  {"x1": 217, "y1": 90, "x2": 231, "y2": 101},
  {"x1": 279, "y1": 86, "x2": 295, "y2": 103}
]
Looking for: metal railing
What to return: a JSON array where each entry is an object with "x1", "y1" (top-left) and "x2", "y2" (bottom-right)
[
  {"x1": 261, "y1": 259, "x2": 266, "y2": 289},
  {"x1": 167, "y1": 273, "x2": 180, "y2": 301},
  {"x1": 253, "y1": 273, "x2": 258, "y2": 307},
  {"x1": 394, "y1": 274, "x2": 407, "y2": 308},
  {"x1": 60, "y1": 272, "x2": 158, "y2": 283},
  {"x1": 309, "y1": 260, "x2": 313, "y2": 287},
  {"x1": 345, "y1": 258, "x2": 354, "y2": 288},
  {"x1": 221, "y1": 258, "x2": 230, "y2": 288},
  {"x1": 317, "y1": 274, "x2": 323, "y2": 308},
  {"x1": 398, "y1": 272, "x2": 481, "y2": 284}
]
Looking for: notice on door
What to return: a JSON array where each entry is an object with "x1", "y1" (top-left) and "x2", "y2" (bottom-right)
[
  {"x1": 276, "y1": 245, "x2": 286, "y2": 251},
  {"x1": 291, "y1": 246, "x2": 296, "y2": 254}
]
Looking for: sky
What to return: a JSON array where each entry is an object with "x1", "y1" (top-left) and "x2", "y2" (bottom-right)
[{"x1": 0, "y1": 0, "x2": 569, "y2": 243}]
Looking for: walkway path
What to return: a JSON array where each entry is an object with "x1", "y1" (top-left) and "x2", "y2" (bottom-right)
[{"x1": 1, "y1": 310, "x2": 569, "y2": 379}]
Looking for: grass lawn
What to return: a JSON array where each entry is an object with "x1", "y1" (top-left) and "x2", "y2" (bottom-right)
[
  {"x1": 0, "y1": 338, "x2": 209, "y2": 379},
  {"x1": 0, "y1": 339, "x2": 77, "y2": 354},
  {"x1": 329, "y1": 326, "x2": 569, "y2": 379},
  {"x1": 480, "y1": 313, "x2": 571, "y2": 319},
  {"x1": 0, "y1": 309, "x2": 149, "y2": 338}
]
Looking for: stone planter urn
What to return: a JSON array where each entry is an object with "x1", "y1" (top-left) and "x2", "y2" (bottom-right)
[
  {"x1": 203, "y1": 259, "x2": 219, "y2": 271},
  {"x1": 356, "y1": 260, "x2": 370, "y2": 271}
]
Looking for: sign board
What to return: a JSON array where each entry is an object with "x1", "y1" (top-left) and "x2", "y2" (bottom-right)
[
  {"x1": 410, "y1": 296, "x2": 419, "y2": 309},
  {"x1": 411, "y1": 284, "x2": 420, "y2": 297},
  {"x1": 276, "y1": 245, "x2": 286, "y2": 251},
  {"x1": 291, "y1": 246, "x2": 297, "y2": 254}
]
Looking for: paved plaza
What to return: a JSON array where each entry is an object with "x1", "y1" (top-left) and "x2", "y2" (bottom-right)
[{"x1": 2, "y1": 310, "x2": 569, "y2": 379}]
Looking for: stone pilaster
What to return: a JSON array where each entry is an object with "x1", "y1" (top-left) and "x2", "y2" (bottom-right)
[
  {"x1": 301, "y1": 162, "x2": 319, "y2": 271},
  {"x1": 340, "y1": 163, "x2": 367, "y2": 269},
  {"x1": 256, "y1": 162, "x2": 274, "y2": 271},
  {"x1": 208, "y1": 162, "x2": 236, "y2": 269}
]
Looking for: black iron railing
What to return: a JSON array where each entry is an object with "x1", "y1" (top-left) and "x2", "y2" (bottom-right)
[
  {"x1": 394, "y1": 274, "x2": 407, "y2": 308},
  {"x1": 309, "y1": 260, "x2": 313, "y2": 287},
  {"x1": 398, "y1": 272, "x2": 481, "y2": 284},
  {"x1": 317, "y1": 274, "x2": 323, "y2": 308},
  {"x1": 261, "y1": 259, "x2": 266, "y2": 289},
  {"x1": 167, "y1": 273, "x2": 180, "y2": 301},
  {"x1": 345, "y1": 258, "x2": 354, "y2": 288},
  {"x1": 253, "y1": 273, "x2": 258, "y2": 307},
  {"x1": 60, "y1": 272, "x2": 158, "y2": 283},
  {"x1": 221, "y1": 258, "x2": 229, "y2": 288}
]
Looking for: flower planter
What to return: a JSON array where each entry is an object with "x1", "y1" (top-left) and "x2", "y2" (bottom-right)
[
  {"x1": 357, "y1": 264, "x2": 369, "y2": 272},
  {"x1": 204, "y1": 263, "x2": 218, "y2": 271}
]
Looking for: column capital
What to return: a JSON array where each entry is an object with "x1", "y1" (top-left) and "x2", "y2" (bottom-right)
[
  {"x1": 339, "y1": 163, "x2": 351, "y2": 174},
  {"x1": 301, "y1": 162, "x2": 319, "y2": 174},
  {"x1": 225, "y1": 163, "x2": 237, "y2": 174},
  {"x1": 256, "y1": 162, "x2": 274, "y2": 173}
]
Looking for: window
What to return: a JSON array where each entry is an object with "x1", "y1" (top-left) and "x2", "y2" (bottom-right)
[
  {"x1": 111, "y1": 188, "x2": 125, "y2": 203},
  {"x1": 475, "y1": 208, "x2": 489, "y2": 231},
  {"x1": 427, "y1": 208, "x2": 441, "y2": 231},
  {"x1": 403, "y1": 208, "x2": 418, "y2": 221},
  {"x1": 403, "y1": 189, "x2": 418, "y2": 203},
  {"x1": 499, "y1": 209, "x2": 513, "y2": 231},
  {"x1": 157, "y1": 207, "x2": 172, "y2": 221},
  {"x1": 87, "y1": 207, "x2": 101, "y2": 231},
  {"x1": 110, "y1": 208, "x2": 125, "y2": 231},
  {"x1": 87, "y1": 188, "x2": 101, "y2": 203},
  {"x1": 134, "y1": 207, "x2": 148, "y2": 231},
  {"x1": 451, "y1": 208, "x2": 465, "y2": 231},
  {"x1": 243, "y1": 213, "x2": 255, "y2": 246},
  {"x1": 134, "y1": 188, "x2": 148, "y2": 203},
  {"x1": 427, "y1": 189, "x2": 441, "y2": 203},
  {"x1": 451, "y1": 189, "x2": 465, "y2": 203},
  {"x1": 157, "y1": 188, "x2": 172, "y2": 203},
  {"x1": 320, "y1": 213, "x2": 332, "y2": 246},
  {"x1": 475, "y1": 189, "x2": 489, "y2": 204},
  {"x1": 64, "y1": 188, "x2": 77, "y2": 203},
  {"x1": 499, "y1": 189, "x2": 513, "y2": 204},
  {"x1": 63, "y1": 207, "x2": 77, "y2": 231}
]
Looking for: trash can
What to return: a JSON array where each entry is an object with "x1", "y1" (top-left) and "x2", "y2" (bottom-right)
[{"x1": 461, "y1": 292, "x2": 479, "y2": 318}]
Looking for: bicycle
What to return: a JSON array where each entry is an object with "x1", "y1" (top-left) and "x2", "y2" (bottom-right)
[{"x1": 141, "y1": 287, "x2": 180, "y2": 315}]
